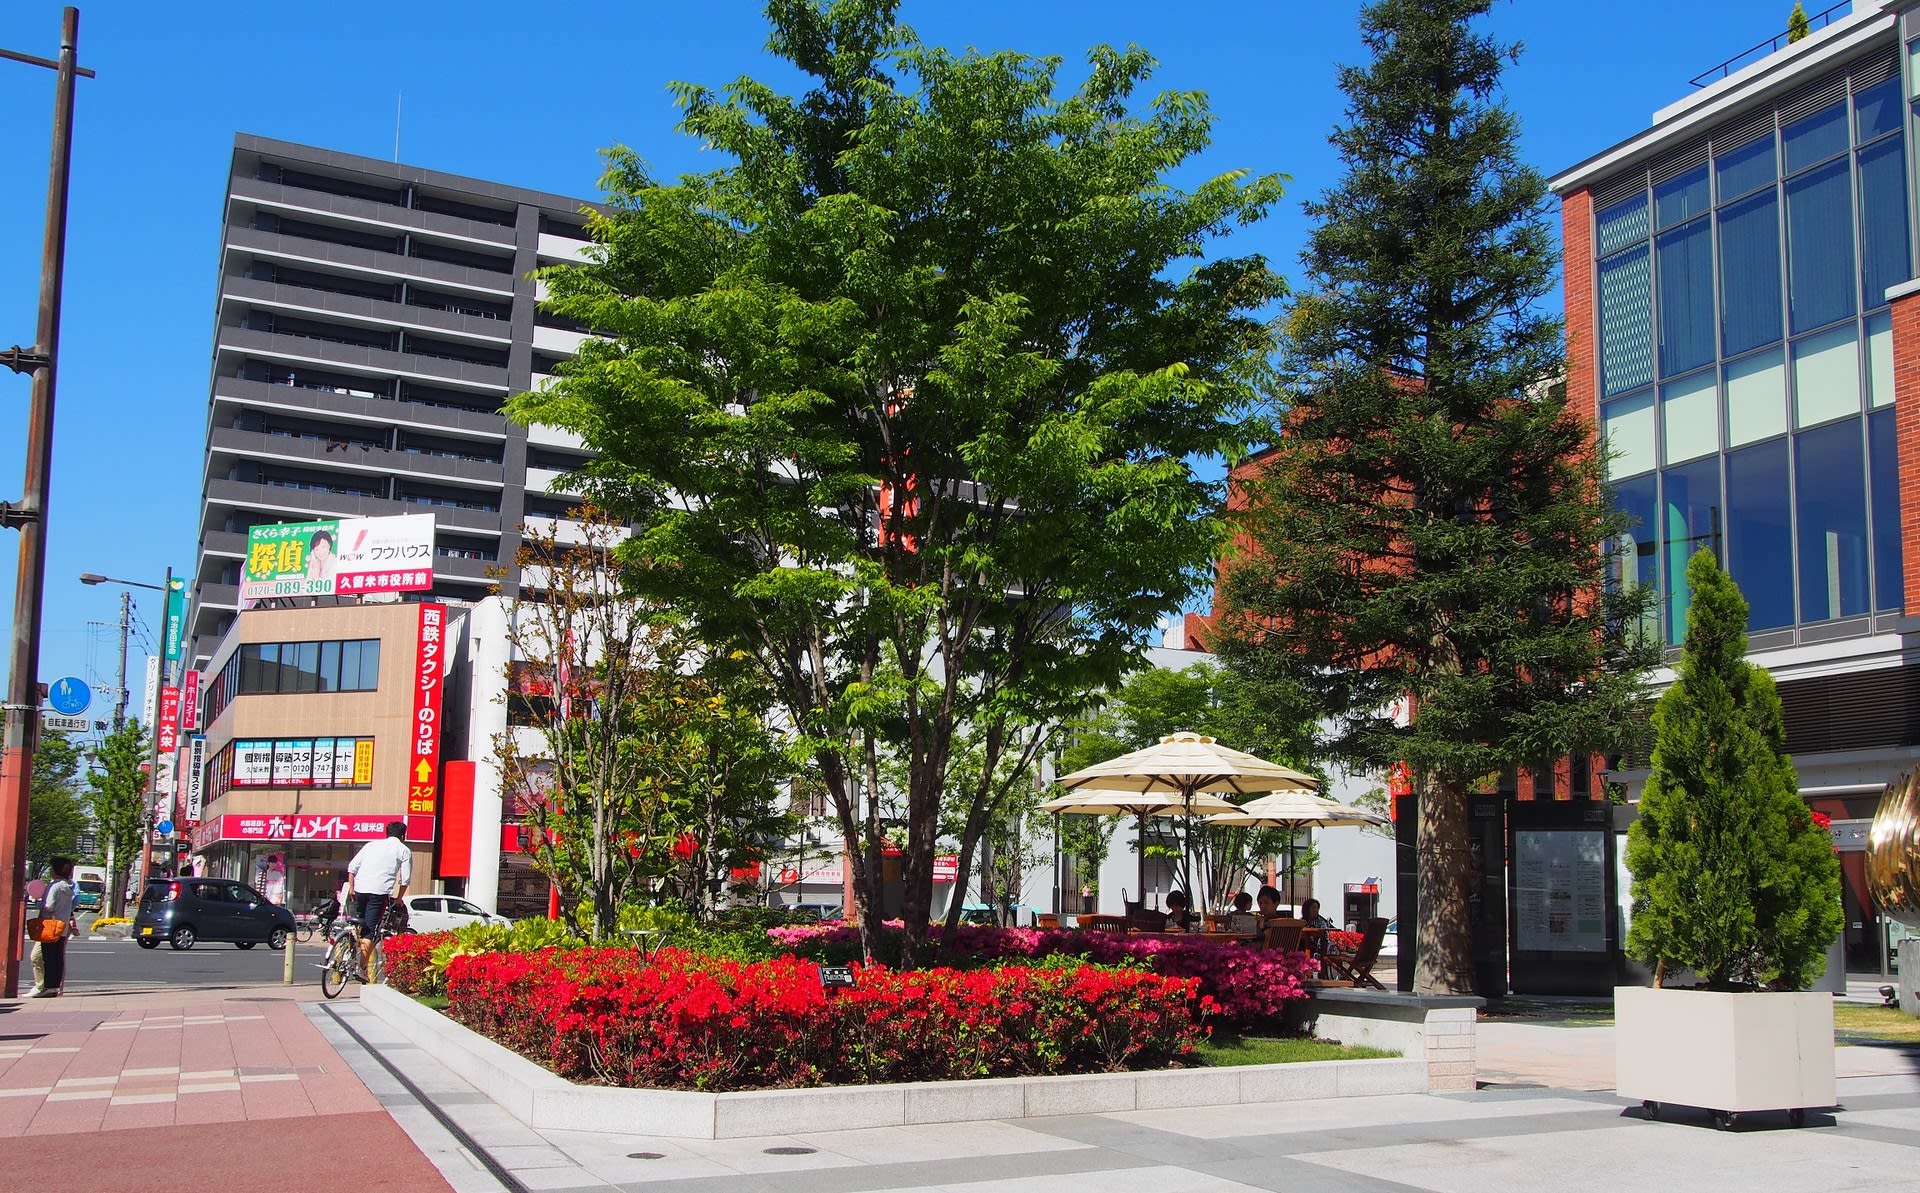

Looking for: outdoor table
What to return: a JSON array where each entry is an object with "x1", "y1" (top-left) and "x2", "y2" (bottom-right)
[{"x1": 1125, "y1": 930, "x2": 1256, "y2": 943}]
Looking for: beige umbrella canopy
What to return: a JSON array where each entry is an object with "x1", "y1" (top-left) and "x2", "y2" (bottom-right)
[
  {"x1": 1051, "y1": 731, "x2": 1319, "y2": 905},
  {"x1": 1205, "y1": 790, "x2": 1389, "y2": 885},
  {"x1": 1037, "y1": 789, "x2": 1241, "y2": 817},
  {"x1": 1055, "y1": 731, "x2": 1318, "y2": 797}
]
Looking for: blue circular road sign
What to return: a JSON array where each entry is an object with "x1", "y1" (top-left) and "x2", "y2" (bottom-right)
[
  {"x1": 156, "y1": 820, "x2": 174, "y2": 836},
  {"x1": 47, "y1": 677, "x2": 90, "y2": 716}
]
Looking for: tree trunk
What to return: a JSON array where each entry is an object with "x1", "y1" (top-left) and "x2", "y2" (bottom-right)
[{"x1": 1413, "y1": 777, "x2": 1477, "y2": 995}]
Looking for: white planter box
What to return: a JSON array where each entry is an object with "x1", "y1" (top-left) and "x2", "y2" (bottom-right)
[{"x1": 1615, "y1": 986, "x2": 1835, "y2": 1122}]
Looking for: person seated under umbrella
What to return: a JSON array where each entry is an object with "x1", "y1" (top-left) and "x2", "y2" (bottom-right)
[{"x1": 1164, "y1": 890, "x2": 1198, "y2": 932}]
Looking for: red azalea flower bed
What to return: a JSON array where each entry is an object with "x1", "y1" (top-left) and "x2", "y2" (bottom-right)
[
  {"x1": 767, "y1": 923, "x2": 1317, "y2": 1026},
  {"x1": 1325, "y1": 929, "x2": 1363, "y2": 954},
  {"x1": 382, "y1": 932, "x2": 441, "y2": 994},
  {"x1": 440, "y1": 946, "x2": 1207, "y2": 1091}
]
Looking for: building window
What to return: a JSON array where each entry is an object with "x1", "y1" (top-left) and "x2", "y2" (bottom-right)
[
  {"x1": 1657, "y1": 217, "x2": 1715, "y2": 375},
  {"x1": 1602, "y1": 389, "x2": 1655, "y2": 478},
  {"x1": 1725, "y1": 439, "x2": 1794, "y2": 632},
  {"x1": 1791, "y1": 323, "x2": 1861, "y2": 428},
  {"x1": 205, "y1": 736, "x2": 375, "y2": 803},
  {"x1": 1718, "y1": 190, "x2": 1783, "y2": 355},
  {"x1": 1785, "y1": 158, "x2": 1856, "y2": 334},
  {"x1": 1661, "y1": 457, "x2": 1722, "y2": 644},
  {"x1": 1610, "y1": 472, "x2": 1659, "y2": 642},
  {"x1": 1855, "y1": 76, "x2": 1903, "y2": 143},
  {"x1": 1857, "y1": 135, "x2": 1909, "y2": 309},
  {"x1": 235, "y1": 639, "x2": 381, "y2": 697},
  {"x1": 1600, "y1": 247, "x2": 1654, "y2": 395},
  {"x1": 1783, "y1": 100, "x2": 1849, "y2": 175},
  {"x1": 1715, "y1": 134, "x2": 1776, "y2": 203},
  {"x1": 1869, "y1": 408, "x2": 1904, "y2": 611},
  {"x1": 1596, "y1": 193, "x2": 1650, "y2": 255},
  {"x1": 1655, "y1": 164, "x2": 1710, "y2": 229},
  {"x1": 1795, "y1": 417, "x2": 1870, "y2": 622},
  {"x1": 1724, "y1": 347, "x2": 1788, "y2": 447},
  {"x1": 1660, "y1": 370, "x2": 1718, "y2": 465}
]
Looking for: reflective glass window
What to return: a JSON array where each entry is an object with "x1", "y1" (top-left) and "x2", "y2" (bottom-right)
[
  {"x1": 1656, "y1": 165, "x2": 1710, "y2": 230},
  {"x1": 1610, "y1": 472, "x2": 1660, "y2": 643},
  {"x1": 1786, "y1": 158, "x2": 1857, "y2": 333},
  {"x1": 358, "y1": 640, "x2": 382, "y2": 690},
  {"x1": 1596, "y1": 193, "x2": 1650, "y2": 256},
  {"x1": 1868, "y1": 309, "x2": 1895, "y2": 408},
  {"x1": 1795, "y1": 417, "x2": 1870, "y2": 621},
  {"x1": 1870, "y1": 408, "x2": 1904, "y2": 611},
  {"x1": 1661, "y1": 371, "x2": 1718, "y2": 464},
  {"x1": 1603, "y1": 390, "x2": 1656, "y2": 478},
  {"x1": 1792, "y1": 323, "x2": 1861, "y2": 428},
  {"x1": 1718, "y1": 189, "x2": 1782, "y2": 354},
  {"x1": 1725, "y1": 438, "x2": 1795, "y2": 632},
  {"x1": 1858, "y1": 135, "x2": 1910, "y2": 310},
  {"x1": 1856, "y1": 77, "x2": 1903, "y2": 143},
  {"x1": 1662, "y1": 458, "x2": 1723, "y2": 644},
  {"x1": 1725, "y1": 348, "x2": 1788, "y2": 447},
  {"x1": 317, "y1": 640, "x2": 340, "y2": 693},
  {"x1": 1783, "y1": 100, "x2": 1849, "y2": 174},
  {"x1": 291, "y1": 641, "x2": 321, "y2": 693},
  {"x1": 1657, "y1": 218, "x2": 1715, "y2": 375},
  {"x1": 1715, "y1": 135, "x2": 1776, "y2": 203},
  {"x1": 1601, "y1": 247, "x2": 1654, "y2": 395}
]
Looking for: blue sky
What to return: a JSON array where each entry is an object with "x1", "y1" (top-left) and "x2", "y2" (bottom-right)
[{"x1": 0, "y1": 0, "x2": 1825, "y2": 709}]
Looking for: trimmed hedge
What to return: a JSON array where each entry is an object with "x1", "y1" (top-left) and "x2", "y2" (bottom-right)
[{"x1": 442, "y1": 946, "x2": 1206, "y2": 1090}]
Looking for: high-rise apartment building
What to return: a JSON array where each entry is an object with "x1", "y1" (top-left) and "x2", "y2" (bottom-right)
[
  {"x1": 1551, "y1": 0, "x2": 1920, "y2": 974},
  {"x1": 188, "y1": 135, "x2": 598, "y2": 667}
]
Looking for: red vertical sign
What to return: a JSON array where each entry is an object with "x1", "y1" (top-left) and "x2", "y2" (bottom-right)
[
  {"x1": 406, "y1": 604, "x2": 446, "y2": 842},
  {"x1": 156, "y1": 686, "x2": 181, "y2": 755},
  {"x1": 180, "y1": 669, "x2": 201, "y2": 732}
]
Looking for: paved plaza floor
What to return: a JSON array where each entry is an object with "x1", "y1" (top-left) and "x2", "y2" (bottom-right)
[{"x1": 314, "y1": 1000, "x2": 1920, "y2": 1193}]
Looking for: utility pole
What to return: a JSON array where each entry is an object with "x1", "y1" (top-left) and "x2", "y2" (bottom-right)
[
  {"x1": 113, "y1": 590, "x2": 128, "y2": 728},
  {"x1": 0, "y1": 8, "x2": 92, "y2": 1000}
]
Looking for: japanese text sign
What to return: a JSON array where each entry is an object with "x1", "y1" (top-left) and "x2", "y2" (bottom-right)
[
  {"x1": 241, "y1": 514, "x2": 435, "y2": 601},
  {"x1": 410, "y1": 604, "x2": 446, "y2": 822}
]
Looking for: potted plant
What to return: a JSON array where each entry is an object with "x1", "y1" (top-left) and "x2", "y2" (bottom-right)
[{"x1": 1617, "y1": 550, "x2": 1843, "y2": 1128}]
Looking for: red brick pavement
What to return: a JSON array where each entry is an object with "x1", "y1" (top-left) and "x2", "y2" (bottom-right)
[{"x1": 0, "y1": 995, "x2": 452, "y2": 1192}]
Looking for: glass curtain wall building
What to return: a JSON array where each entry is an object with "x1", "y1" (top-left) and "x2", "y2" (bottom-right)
[{"x1": 1553, "y1": 0, "x2": 1920, "y2": 975}]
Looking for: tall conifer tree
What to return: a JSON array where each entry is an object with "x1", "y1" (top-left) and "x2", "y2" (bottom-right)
[
  {"x1": 1626, "y1": 551, "x2": 1841, "y2": 990},
  {"x1": 1219, "y1": 0, "x2": 1655, "y2": 994}
]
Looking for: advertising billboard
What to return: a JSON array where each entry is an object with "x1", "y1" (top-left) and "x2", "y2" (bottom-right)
[
  {"x1": 407, "y1": 604, "x2": 446, "y2": 838},
  {"x1": 241, "y1": 514, "x2": 436, "y2": 601}
]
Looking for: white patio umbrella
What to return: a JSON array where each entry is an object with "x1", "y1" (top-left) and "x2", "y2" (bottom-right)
[
  {"x1": 1052, "y1": 731, "x2": 1320, "y2": 905},
  {"x1": 1203, "y1": 790, "x2": 1389, "y2": 892}
]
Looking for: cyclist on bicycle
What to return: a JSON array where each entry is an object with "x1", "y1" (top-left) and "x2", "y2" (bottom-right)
[{"x1": 342, "y1": 821, "x2": 411, "y2": 980}]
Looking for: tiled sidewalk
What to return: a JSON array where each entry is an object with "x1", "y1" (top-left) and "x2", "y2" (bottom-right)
[{"x1": 0, "y1": 992, "x2": 454, "y2": 1192}]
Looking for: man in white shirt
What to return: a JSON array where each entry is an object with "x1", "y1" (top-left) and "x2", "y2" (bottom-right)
[{"x1": 343, "y1": 822, "x2": 411, "y2": 980}]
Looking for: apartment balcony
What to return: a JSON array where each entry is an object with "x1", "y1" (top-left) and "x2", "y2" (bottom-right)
[
  {"x1": 524, "y1": 516, "x2": 628, "y2": 548},
  {"x1": 433, "y1": 553, "x2": 499, "y2": 582},
  {"x1": 536, "y1": 232, "x2": 593, "y2": 263},
  {"x1": 203, "y1": 478, "x2": 504, "y2": 534},
  {"x1": 215, "y1": 326, "x2": 510, "y2": 393},
  {"x1": 532, "y1": 324, "x2": 590, "y2": 355},
  {"x1": 526, "y1": 421, "x2": 586, "y2": 450},
  {"x1": 208, "y1": 425, "x2": 506, "y2": 487},
  {"x1": 200, "y1": 529, "x2": 249, "y2": 560},
  {"x1": 230, "y1": 175, "x2": 520, "y2": 251},
  {"x1": 211, "y1": 376, "x2": 507, "y2": 439},
  {"x1": 220, "y1": 276, "x2": 511, "y2": 347},
  {"x1": 197, "y1": 582, "x2": 241, "y2": 611},
  {"x1": 224, "y1": 224, "x2": 515, "y2": 297},
  {"x1": 524, "y1": 465, "x2": 582, "y2": 497}
]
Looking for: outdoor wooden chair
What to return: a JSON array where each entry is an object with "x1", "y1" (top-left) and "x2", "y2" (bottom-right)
[
  {"x1": 1125, "y1": 909, "x2": 1169, "y2": 933},
  {"x1": 1078, "y1": 914, "x2": 1128, "y2": 933},
  {"x1": 1260, "y1": 919, "x2": 1304, "y2": 952},
  {"x1": 1323, "y1": 916, "x2": 1389, "y2": 989}
]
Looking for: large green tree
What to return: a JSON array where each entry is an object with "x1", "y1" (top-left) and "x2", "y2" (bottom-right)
[
  {"x1": 28, "y1": 732, "x2": 89, "y2": 866},
  {"x1": 1217, "y1": 0, "x2": 1655, "y2": 993},
  {"x1": 88, "y1": 719, "x2": 149, "y2": 913},
  {"x1": 1626, "y1": 551, "x2": 1841, "y2": 990},
  {"x1": 513, "y1": 0, "x2": 1284, "y2": 963}
]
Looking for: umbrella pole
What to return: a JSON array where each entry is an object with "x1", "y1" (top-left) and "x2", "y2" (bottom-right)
[{"x1": 1137, "y1": 812, "x2": 1147, "y2": 910}]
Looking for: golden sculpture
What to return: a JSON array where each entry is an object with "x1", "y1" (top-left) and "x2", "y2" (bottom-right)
[{"x1": 1867, "y1": 769, "x2": 1920, "y2": 930}]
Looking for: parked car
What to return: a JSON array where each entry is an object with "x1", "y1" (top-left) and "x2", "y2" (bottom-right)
[
  {"x1": 133, "y1": 878, "x2": 294, "y2": 951},
  {"x1": 1378, "y1": 918, "x2": 1399, "y2": 957},
  {"x1": 402, "y1": 894, "x2": 511, "y2": 934},
  {"x1": 786, "y1": 902, "x2": 844, "y2": 921}
]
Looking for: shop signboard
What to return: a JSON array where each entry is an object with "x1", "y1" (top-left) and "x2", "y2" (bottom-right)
[
  {"x1": 141, "y1": 655, "x2": 159, "y2": 726},
  {"x1": 183, "y1": 736, "x2": 206, "y2": 822},
  {"x1": 180, "y1": 670, "x2": 200, "y2": 731},
  {"x1": 156, "y1": 685, "x2": 180, "y2": 755},
  {"x1": 241, "y1": 514, "x2": 435, "y2": 601},
  {"x1": 233, "y1": 740, "x2": 274, "y2": 787},
  {"x1": 213, "y1": 813, "x2": 433, "y2": 843},
  {"x1": 407, "y1": 604, "x2": 445, "y2": 837},
  {"x1": 163, "y1": 579, "x2": 185, "y2": 663}
]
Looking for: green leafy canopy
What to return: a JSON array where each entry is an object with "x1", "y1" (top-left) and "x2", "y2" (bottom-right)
[{"x1": 511, "y1": 0, "x2": 1286, "y2": 962}]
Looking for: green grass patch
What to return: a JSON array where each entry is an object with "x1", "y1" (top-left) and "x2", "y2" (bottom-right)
[
  {"x1": 1834, "y1": 1004, "x2": 1920, "y2": 1043},
  {"x1": 412, "y1": 993, "x2": 451, "y2": 1012},
  {"x1": 1197, "y1": 1032, "x2": 1398, "y2": 1066}
]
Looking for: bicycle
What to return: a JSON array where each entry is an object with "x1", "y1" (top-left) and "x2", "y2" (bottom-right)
[
  {"x1": 318, "y1": 899, "x2": 410, "y2": 999},
  {"x1": 296, "y1": 899, "x2": 339, "y2": 944}
]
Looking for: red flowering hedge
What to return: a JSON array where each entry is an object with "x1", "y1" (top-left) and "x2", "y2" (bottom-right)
[
  {"x1": 767, "y1": 923, "x2": 1315, "y2": 1026},
  {"x1": 382, "y1": 932, "x2": 444, "y2": 995},
  {"x1": 442, "y1": 946, "x2": 1207, "y2": 1091}
]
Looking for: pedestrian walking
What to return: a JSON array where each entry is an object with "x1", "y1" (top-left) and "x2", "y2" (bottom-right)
[{"x1": 27, "y1": 857, "x2": 77, "y2": 997}]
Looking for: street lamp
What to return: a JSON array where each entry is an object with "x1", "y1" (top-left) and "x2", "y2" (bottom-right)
[{"x1": 80, "y1": 567, "x2": 181, "y2": 909}]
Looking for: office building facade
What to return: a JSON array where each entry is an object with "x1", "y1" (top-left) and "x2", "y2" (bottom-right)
[
  {"x1": 188, "y1": 134, "x2": 599, "y2": 667},
  {"x1": 1552, "y1": 0, "x2": 1920, "y2": 973}
]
